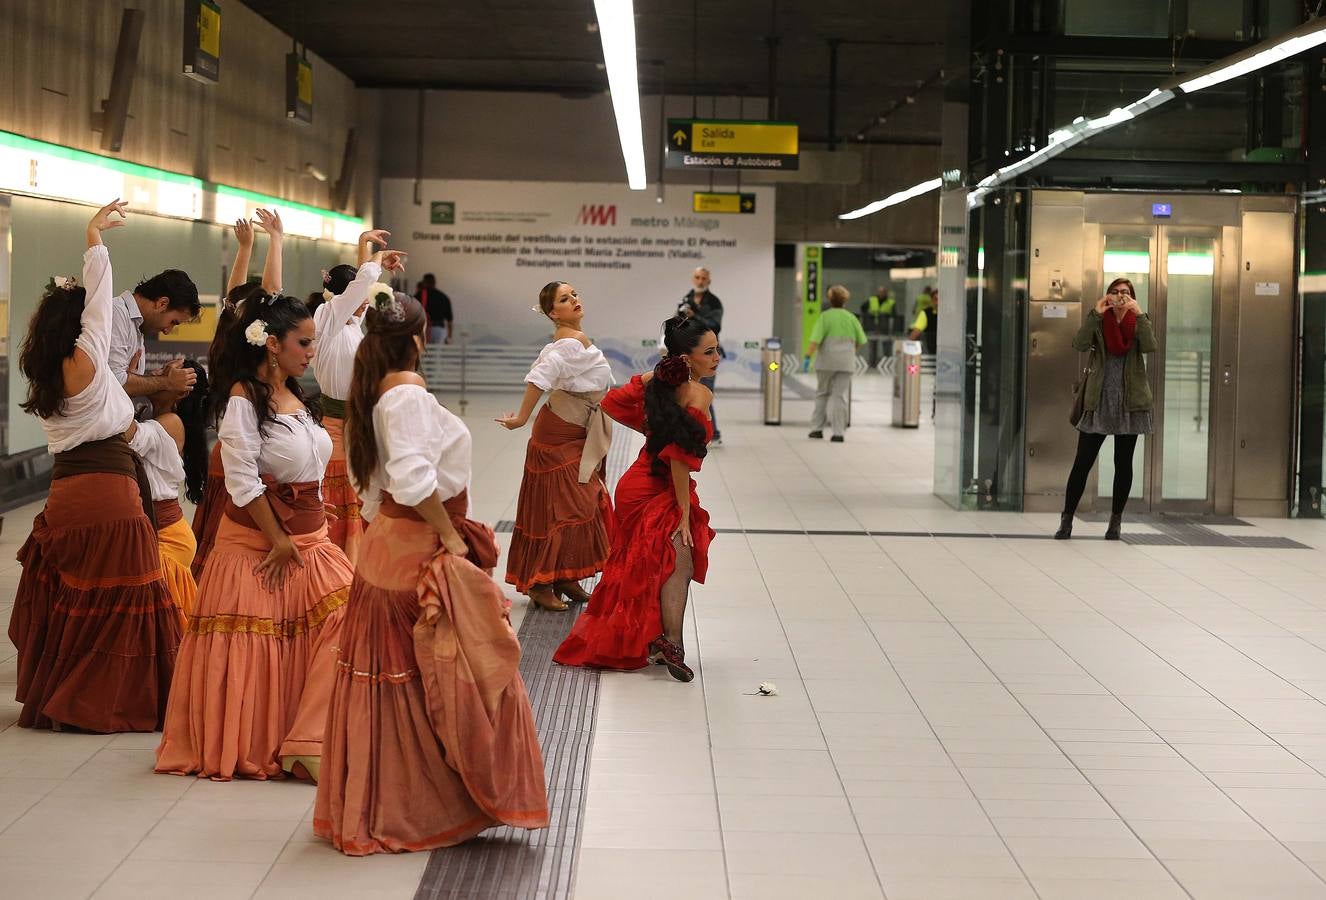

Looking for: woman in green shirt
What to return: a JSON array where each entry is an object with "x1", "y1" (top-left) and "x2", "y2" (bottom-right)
[{"x1": 807, "y1": 285, "x2": 868, "y2": 442}]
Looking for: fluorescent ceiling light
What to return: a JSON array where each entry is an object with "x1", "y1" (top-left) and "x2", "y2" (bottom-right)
[
  {"x1": 1175, "y1": 17, "x2": 1326, "y2": 94},
  {"x1": 839, "y1": 177, "x2": 942, "y2": 220},
  {"x1": 593, "y1": 0, "x2": 647, "y2": 190}
]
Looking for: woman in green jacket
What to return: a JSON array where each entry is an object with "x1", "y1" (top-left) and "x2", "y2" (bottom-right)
[{"x1": 1056, "y1": 277, "x2": 1156, "y2": 541}]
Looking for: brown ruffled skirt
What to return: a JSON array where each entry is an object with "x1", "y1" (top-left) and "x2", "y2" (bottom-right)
[
  {"x1": 504, "y1": 405, "x2": 612, "y2": 593},
  {"x1": 190, "y1": 442, "x2": 226, "y2": 579},
  {"x1": 315, "y1": 509, "x2": 548, "y2": 855},
  {"x1": 9, "y1": 473, "x2": 181, "y2": 732},
  {"x1": 322, "y1": 416, "x2": 364, "y2": 564}
]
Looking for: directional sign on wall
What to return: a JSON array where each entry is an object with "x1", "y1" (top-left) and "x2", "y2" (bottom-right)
[
  {"x1": 692, "y1": 192, "x2": 757, "y2": 214},
  {"x1": 666, "y1": 119, "x2": 799, "y2": 171}
]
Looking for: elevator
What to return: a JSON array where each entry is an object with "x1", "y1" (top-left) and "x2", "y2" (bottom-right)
[{"x1": 1024, "y1": 191, "x2": 1297, "y2": 517}]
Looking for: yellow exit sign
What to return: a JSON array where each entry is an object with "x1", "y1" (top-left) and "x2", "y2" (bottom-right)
[
  {"x1": 667, "y1": 119, "x2": 799, "y2": 171},
  {"x1": 692, "y1": 192, "x2": 757, "y2": 214}
]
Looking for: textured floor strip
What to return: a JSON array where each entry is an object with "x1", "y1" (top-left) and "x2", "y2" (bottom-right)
[{"x1": 414, "y1": 424, "x2": 642, "y2": 900}]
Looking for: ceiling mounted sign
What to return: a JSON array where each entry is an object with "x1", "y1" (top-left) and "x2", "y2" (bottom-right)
[
  {"x1": 666, "y1": 119, "x2": 799, "y2": 171},
  {"x1": 692, "y1": 192, "x2": 757, "y2": 214}
]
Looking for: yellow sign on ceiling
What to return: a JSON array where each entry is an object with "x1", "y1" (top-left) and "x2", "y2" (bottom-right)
[{"x1": 692, "y1": 192, "x2": 757, "y2": 214}]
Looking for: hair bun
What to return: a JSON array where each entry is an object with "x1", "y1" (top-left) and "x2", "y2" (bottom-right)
[{"x1": 654, "y1": 354, "x2": 691, "y2": 387}]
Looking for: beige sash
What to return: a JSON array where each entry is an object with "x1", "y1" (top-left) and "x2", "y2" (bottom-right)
[{"x1": 546, "y1": 389, "x2": 611, "y2": 484}]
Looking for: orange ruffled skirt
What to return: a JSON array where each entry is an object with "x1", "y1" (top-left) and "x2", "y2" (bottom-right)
[
  {"x1": 190, "y1": 442, "x2": 226, "y2": 580},
  {"x1": 315, "y1": 511, "x2": 549, "y2": 855},
  {"x1": 155, "y1": 515, "x2": 352, "y2": 780},
  {"x1": 158, "y1": 516, "x2": 197, "y2": 622},
  {"x1": 9, "y1": 473, "x2": 181, "y2": 732},
  {"x1": 504, "y1": 405, "x2": 612, "y2": 593}
]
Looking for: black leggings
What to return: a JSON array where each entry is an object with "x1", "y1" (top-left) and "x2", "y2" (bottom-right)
[{"x1": 1063, "y1": 432, "x2": 1139, "y2": 517}]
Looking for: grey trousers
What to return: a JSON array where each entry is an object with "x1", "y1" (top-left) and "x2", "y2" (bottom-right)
[{"x1": 811, "y1": 370, "x2": 852, "y2": 435}]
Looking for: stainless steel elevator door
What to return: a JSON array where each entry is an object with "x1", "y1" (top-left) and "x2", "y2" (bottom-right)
[{"x1": 1094, "y1": 225, "x2": 1222, "y2": 514}]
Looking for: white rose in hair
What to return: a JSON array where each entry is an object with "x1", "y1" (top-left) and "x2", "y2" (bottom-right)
[
  {"x1": 757, "y1": 682, "x2": 778, "y2": 696},
  {"x1": 244, "y1": 320, "x2": 268, "y2": 347},
  {"x1": 321, "y1": 288, "x2": 334, "y2": 302}
]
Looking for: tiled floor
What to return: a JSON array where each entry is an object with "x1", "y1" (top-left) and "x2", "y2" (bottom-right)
[{"x1": 4, "y1": 374, "x2": 1326, "y2": 899}]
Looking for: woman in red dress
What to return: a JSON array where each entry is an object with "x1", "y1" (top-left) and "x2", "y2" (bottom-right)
[{"x1": 553, "y1": 316, "x2": 718, "y2": 682}]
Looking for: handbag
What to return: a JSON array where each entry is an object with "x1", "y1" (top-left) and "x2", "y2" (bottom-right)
[{"x1": 1069, "y1": 347, "x2": 1091, "y2": 427}]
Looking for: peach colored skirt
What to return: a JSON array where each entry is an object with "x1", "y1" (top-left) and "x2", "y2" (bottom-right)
[
  {"x1": 155, "y1": 515, "x2": 351, "y2": 780},
  {"x1": 504, "y1": 406, "x2": 612, "y2": 593},
  {"x1": 158, "y1": 517, "x2": 197, "y2": 623},
  {"x1": 322, "y1": 416, "x2": 363, "y2": 565},
  {"x1": 10, "y1": 473, "x2": 180, "y2": 732},
  {"x1": 314, "y1": 513, "x2": 548, "y2": 855}
]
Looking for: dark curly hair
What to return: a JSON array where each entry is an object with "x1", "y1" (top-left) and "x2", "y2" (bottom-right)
[
  {"x1": 19, "y1": 280, "x2": 88, "y2": 419},
  {"x1": 645, "y1": 315, "x2": 711, "y2": 475},
  {"x1": 176, "y1": 360, "x2": 211, "y2": 505},
  {"x1": 208, "y1": 291, "x2": 320, "y2": 434}
]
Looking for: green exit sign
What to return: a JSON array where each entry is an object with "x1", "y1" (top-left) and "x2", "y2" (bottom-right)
[{"x1": 430, "y1": 201, "x2": 455, "y2": 225}]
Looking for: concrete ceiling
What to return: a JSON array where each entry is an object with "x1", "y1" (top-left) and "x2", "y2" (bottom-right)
[{"x1": 244, "y1": 0, "x2": 946, "y2": 146}]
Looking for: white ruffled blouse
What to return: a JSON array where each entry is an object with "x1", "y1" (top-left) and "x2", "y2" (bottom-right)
[
  {"x1": 311, "y1": 261, "x2": 382, "y2": 401},
  {"x1": 219, "y1": 395, "x2": 331, "y2": 507},
  {"x1": 525, "y1": 338, "x2": 614, "y2": 394},
  {"x1": 357, "y1": 384, "x2": 471, "y2": 521}
]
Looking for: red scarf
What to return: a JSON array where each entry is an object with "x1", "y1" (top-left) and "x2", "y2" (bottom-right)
[{"x1": 1102, "y1": 309, "x2": 1136, "y2": 356}]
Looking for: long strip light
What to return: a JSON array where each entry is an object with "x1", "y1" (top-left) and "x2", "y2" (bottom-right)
[
  {"x1": 593, "y1": 0, "x2": 647, "y2": 190},
  {"x1": 1175, "y1": 15, "x2": 1326, "y2": 94},
  {"x1": 839, "y1": 16, "x2": 1326, "y2": 220},
  {"x1": 0, "y1": 130, "x2": 363, "y2": 243},
  {"x1": 839, "y1": 177, "x2": 942, "y2": 220}
]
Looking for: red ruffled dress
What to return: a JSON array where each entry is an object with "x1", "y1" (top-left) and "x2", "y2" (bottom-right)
[{"x1": 553, "y1": 375, "x2": 714, "y2": 670}]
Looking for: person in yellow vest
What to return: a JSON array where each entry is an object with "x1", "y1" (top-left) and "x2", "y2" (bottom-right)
[{"x1": 808, "y1": 285, "x2": 868, "y2": 442}]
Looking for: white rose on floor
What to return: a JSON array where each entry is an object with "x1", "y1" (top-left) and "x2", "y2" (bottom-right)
[
  {"x1": 244, "y1": 319, "x2": 268, "y2": 347},
  {"x1": 757, "y1": 681, "x2": 778, "y2": 696}
]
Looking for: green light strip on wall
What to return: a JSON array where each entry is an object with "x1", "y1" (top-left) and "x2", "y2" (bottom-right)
[
  {"x1": 213, "y1": 184, "x2": 362, "y2": 225},
  {"x1": 0, "y1": 130, "x2": 202, "y2": 187}
]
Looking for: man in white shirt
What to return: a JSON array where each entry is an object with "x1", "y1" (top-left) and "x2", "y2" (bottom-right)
[{"x1": 110, "y1": 269, "x2": 202, "y2": 409}]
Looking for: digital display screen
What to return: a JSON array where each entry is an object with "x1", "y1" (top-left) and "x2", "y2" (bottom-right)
[{"x1": 1151, "y1": 203, "x2": 1173, "y2": 218}]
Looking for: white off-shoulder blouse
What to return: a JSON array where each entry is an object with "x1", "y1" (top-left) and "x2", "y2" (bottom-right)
[
  {"x1": 41, "y1": 245, "x2": 135, "y2": 453},
  {"x1": 356, "y1": 384, "x2": 472, "y2": 521},
  {"x1": 524, "y1": 338, "x2": 614, "y2": 394},
  {"x1": 219, "y1": 395, "x2": 332, "y2": 507}
]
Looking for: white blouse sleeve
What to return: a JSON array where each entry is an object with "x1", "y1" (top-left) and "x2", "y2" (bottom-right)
[
  {"x1": 219, "y1": 395, "x2": 265, "y2": 507},
  {"x1": 129, "y1": 418, "x2": 174, "y2": 465},
  {"x1": 378, "y1": 388, "x2": 443, "y2": 507},
  {"x1": 76, "y1": 245, "x2": 114, "y2": 362},
  {"x1": 323, "y1": 261, "x2": 382, "y2": 333},
  {"x1": 525, "y1": 344, "x2": 565, "y2": 392}
]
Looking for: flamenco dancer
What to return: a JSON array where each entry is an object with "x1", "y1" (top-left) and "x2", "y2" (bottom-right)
[
  {"x1": 316, "y1": 291, "x2": 548, "y2": 854},
  {"x1": 128, "y1": 360, "x2": 210, "y2": 621},
  {"x1": 156, "y1": 293, "x2": 352, "y2": 782},
  {"x1": 10, "y1": 200, "x2": 181, "y2": 731},
  {"x1": 310, "y1": 229, "x2": 402, "y2": 562},
  {"x1": 554, "y1": 316, "x2": 718, "y2": 682},
  {"x1": 192, "y1": 210, "x2": 284, "y2": 578},
  {"x1": 498, "y1": 281, "x2": 614, "y2": 612}
]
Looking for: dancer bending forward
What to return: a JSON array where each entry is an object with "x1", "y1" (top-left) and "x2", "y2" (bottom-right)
[
  {"x1": 10, "y1": 200, "x2": 181, "y2": 731},
  {"x1": 554, "y1": 316, "x2": 718, "y2": 682},
  {"x1": 156, "y1": 293, "x2": 352, "y2": 782},
  {"x1": 499, "y1": 281, "x2": 614, "y2": 611},
  {"x1": 129, "y1": 360, "x2": 211, "y2": 622},
  {"x1": 315, "y1": 291, "x2": 547, "y2": 855}
]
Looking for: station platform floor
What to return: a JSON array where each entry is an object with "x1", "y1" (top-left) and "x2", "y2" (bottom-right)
[{"x1": 3, "y1": 375, "x2": 1326, "y2": 900}]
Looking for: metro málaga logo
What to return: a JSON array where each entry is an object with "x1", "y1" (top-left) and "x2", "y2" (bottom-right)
[{"x1": 576, "y1": 204, "x2": 617, "y2": 226}]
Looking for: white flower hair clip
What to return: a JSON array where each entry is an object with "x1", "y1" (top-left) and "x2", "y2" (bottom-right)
[
  {"x1": 370, "y1": 284, "x2": 404, "y2": 321},
  {"x1": 322, "y1": 288, "x2": 335, "y2": 302},
  {"x1": 244, "y1": 319, "x2": 269, "y2": 347}
]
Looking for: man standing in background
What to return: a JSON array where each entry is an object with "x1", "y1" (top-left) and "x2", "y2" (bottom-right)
[
  {"x1": 678, "y1": 266, "x2": 723, "y2": 446},
  {"x1": 416, "y1": 272, "x2": 454, "y2": 344},
  {"x1": 109, "y1": 269, "x2": 201, "y2": 417}
]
